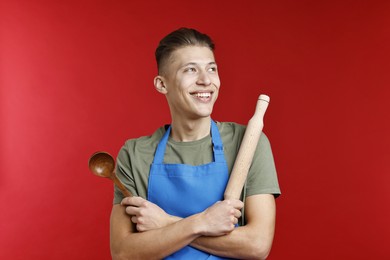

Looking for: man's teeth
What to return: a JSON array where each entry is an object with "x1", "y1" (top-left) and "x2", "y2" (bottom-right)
[{"x1": 193, "y1": 93, "x2": 211, "y2": 98}]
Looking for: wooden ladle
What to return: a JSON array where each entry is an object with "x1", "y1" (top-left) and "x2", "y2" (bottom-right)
[{"x1": 88, "y1": 151, "x2": 132, "y2": 197}]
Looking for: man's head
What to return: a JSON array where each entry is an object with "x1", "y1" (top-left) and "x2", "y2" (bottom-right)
[
  {"x1": 153, "y1": 28, "x2": 220, "y2": 124},
  {"x1": 155, "y1": 28, "x2": 215, "y2": 76}
]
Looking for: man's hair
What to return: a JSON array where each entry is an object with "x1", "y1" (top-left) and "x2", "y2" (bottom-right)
[{"x1": 155, "y1": 28, "x2": 215, "y2": 75}]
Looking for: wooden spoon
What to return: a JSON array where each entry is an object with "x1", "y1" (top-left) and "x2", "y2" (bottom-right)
[{"x1": 88, "y1": 151, "x2": 132, "y2": 197}]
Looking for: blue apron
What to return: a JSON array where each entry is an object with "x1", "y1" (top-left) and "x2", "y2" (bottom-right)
[{"x1": 148, "y1": 120, "x2": 233, "y2": 259}]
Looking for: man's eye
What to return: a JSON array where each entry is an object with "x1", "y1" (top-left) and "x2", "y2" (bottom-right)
[
  {"x1": 208, "y1": 67, "x2": 217, "y2": 72},
  {"x1": 185, "y1": 67, "x2": 196, "y2": 72}
]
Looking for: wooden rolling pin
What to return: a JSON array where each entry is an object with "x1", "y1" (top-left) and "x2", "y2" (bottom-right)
[{"x1": 224, "y1": 94, "x2": 270, "y2": 200}]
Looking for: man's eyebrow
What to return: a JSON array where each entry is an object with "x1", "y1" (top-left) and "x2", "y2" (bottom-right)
[{"x1": 182, "y1": 61, "x2": 217, "y2": 67}]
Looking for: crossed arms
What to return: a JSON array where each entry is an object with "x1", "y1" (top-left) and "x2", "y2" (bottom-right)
[{"x1": 110, "y1": 194, "x2": 276, "y2": 260}]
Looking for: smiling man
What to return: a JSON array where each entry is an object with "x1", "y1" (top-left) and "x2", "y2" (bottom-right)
[{"x1": 110, "y1": 28, "x2": 281, "y2": 259}]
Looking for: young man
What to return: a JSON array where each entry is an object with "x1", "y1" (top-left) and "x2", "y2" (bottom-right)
[{"x1": 110, "y1": 28, "x2": 281, "y2": 259}]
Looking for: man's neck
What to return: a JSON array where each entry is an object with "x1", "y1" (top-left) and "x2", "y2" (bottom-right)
[{"x1": 169, "y1": 117, "x2": 211, "y2": 142}]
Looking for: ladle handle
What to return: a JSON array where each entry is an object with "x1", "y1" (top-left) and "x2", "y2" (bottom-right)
[{"x1": 112, "y1": 174, "x2": 132, "y2": 197}]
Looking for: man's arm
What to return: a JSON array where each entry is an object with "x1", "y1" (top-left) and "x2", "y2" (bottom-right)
[
  {"x1": 191, "y1": 194, "x2": 276, "y2": 259},
  {"x1": 110, "y1": 204, "x2": 199, "y2": 259},
  {"x1": 110, "y1": 198, "x2": 243, "y2": 260}
]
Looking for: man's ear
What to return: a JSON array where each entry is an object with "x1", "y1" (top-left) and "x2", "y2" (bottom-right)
[{"x1": 154, "y1": 76, "x2": 167, "y2": 94}]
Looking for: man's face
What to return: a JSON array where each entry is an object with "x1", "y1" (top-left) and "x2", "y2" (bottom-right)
[{"x1": 159, "y1": 45, "x2": 221, "y2": 121}]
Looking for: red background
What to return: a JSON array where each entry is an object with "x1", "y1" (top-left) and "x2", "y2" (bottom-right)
[{"x1": 1, "y1": 0, "x2": 389, "y2": 259}]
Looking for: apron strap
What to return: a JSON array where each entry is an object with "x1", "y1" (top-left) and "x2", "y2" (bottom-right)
[
  {"x1": 152, "y1": 119, "x2": 225, "y2": 164},
  {"x1": 153, "y1": 126, "x2": 171, "y2": 164},
  {"x1": 210, "y1": 120, "x2": 225, "y2": 163}
]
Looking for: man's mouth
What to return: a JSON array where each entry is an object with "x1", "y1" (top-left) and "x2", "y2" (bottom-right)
[
  {"x1": 190, "y1": 91, "x2": 213, "y2": 99},
  {"x1": 192, "y1": 92, "x2": 211, "y2": 98}
]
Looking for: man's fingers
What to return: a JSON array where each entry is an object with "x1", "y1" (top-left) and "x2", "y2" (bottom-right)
[
  {"x1": 234, "y1": 209, "x2": 242, "y2": 219},
  {"x1": 224, "y1": 199, "x2": 244, "y2": 209},
  {"x1": 125, "y1": 205, "x2": 140, "y2": 215},
  {"x1": 232, "y1": 199, "x2": 244, "y2": 209},
  {"x1": 121, "y1": 196, "x2": 146, "y2": 206}
]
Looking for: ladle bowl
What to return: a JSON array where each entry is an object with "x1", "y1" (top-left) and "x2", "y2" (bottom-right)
[
  {"x1": 88, "y1": 151, "x2": 132, "y2": 197},
  {"x1": 88, "y1": 151, "x2": 115, "y2": 178}
]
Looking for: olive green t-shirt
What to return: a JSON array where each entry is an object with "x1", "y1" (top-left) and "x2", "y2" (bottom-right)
[{"x1": 114, "y1": 121, "x2": 280, "y2": 204}]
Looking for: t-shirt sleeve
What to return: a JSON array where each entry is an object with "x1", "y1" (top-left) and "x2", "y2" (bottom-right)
[
  {"x1": 113, "y1": 141, "x2": 138, "y2": 204},
  {"x1": 245, "y1": 133, "x2": 281, "y2": 198}
]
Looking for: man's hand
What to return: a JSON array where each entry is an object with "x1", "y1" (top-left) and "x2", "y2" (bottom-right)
[
  {"x1": 197, "y1": 199, "x2": 244, "y2": 237},
  {"x1": 121, "y1": 197, "x2": 175, "y2": 232}
]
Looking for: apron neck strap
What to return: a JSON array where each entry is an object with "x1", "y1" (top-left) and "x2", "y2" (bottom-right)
[{"x1": 153, "y1": 119, "x2": 225, "y2": 164}]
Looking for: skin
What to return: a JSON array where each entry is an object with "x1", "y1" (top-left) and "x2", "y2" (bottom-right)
[{"x1": 110, "y1": 46, "x2": 276, "y2": 259}]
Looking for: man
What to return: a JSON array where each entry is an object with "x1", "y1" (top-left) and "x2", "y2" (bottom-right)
[{"x1": 110, "y1": 28, "x2": 281, "y2": 259}]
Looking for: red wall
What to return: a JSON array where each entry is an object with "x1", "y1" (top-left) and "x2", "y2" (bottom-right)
[{"x1": 1, "y1": 0, "x2": 389, "y2": 259}]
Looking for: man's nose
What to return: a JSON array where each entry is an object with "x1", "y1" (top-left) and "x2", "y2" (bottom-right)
[{"x1": 196, "y1": 70, "x2": 211, "y2": 86}]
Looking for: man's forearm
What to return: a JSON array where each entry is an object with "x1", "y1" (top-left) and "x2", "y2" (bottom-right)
[
  {"x1": 167, "y1": 195, "x2": 276, "y2": 259},
  {"x1": 111, "y1": 206, "x2": 203, "y2": 259},
  {"x1": 191, "y1": 225, "x2": 270, "y2": 259},
  {"x1": 166, "y1": 216, "x2": 261, "y2": 259}
]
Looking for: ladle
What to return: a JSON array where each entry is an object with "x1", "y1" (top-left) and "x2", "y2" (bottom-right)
[{"x1": 88, "y1": 151, "x2": 132, "y2": 197}]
